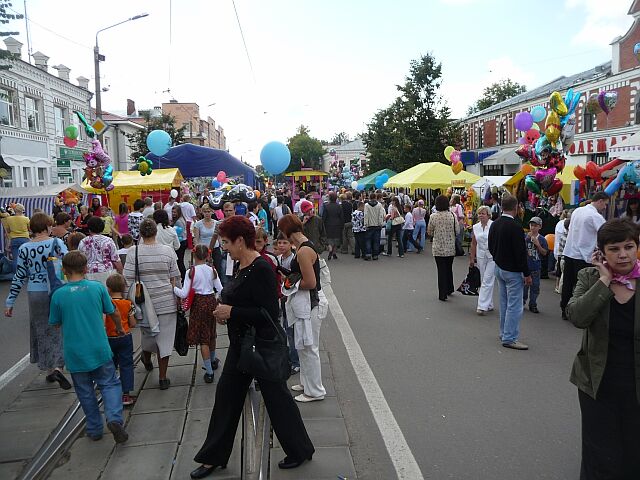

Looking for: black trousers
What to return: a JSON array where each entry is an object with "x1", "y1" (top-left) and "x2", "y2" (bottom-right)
[
  {"x1": 402, "y1": 229, "x2": 421, "y2": 252},
  {"x1": 387, "y1": 224, "x2": 404, "y2": 255},
  {"x1": 176, "y1": 240, "x2": 188, "y2": 281},
  {"x1": 561, "y1": 257, "x2": 591, "y2": 314},
  {"x1": 354, "y1": 231, "x2": 366, "y2": 258},
  {"x1": 194, "y1": 343, "x2": 314, "y2": 466},
  {"x1": 434, "y1": 256, "x2": 454, "y2": 300},
  {"x1": 578, "y1": 389, "x2": 640, "y2": 479}
]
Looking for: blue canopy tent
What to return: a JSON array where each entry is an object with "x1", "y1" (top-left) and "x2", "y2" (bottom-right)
[{"x1": 144, "y1": 144, "x2": 257, "y2": 186}]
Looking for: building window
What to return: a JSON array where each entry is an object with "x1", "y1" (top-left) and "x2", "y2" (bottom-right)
[
  {"x1": 499, "y1": 121, "x2": 506, "y2": 145},
  {"x1": 37, "y1": 167, "x2": 46, "y2": 186},
  {"x1": 71, "y1": 112, "x2": 83, "y2": 141},
  {"x1": 0, "y1": 168, "x2": 13, "y2": 187},
  {"x1": 54, "y1": 106, "x2": 66, "y2": 137},
  {"x1": 22, "y1": 166, "x2": 31, "y2": 187},
  {"x1": 583, "y1": 112, "x2": 594, "y2": 133},
  {"x1": 635, "y1": 97, "x2": 640, "y2": 125},
  {"x1": 104, "y1": 136, "x2": 110, "y2": 153},
  {"x1": 593, "y1": 153, "x2": 609, "y2": 166},
  {"x1": 477, "y1": 126, "x2": 483, "y2": 148},
  {"x1": 0, "y1": 88, "x2": 16, "y2": 126},
  {"x1": 464, "y1": 131, "x2": 469, "y2": 150},
  {"x1": 483, "y1": 164, "x2": 504, "y2": 176},
  {"x1": 25, "y1": 97, "x2": 40, "y2": 132}
]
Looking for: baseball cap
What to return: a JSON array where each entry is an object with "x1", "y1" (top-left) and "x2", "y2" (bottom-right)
[
  {"x1": 529, "y1": 216, "x2": 542, "y2": 226},
  {"x1": 300, "y1": 200, "x2": 314, "y2": 214}
]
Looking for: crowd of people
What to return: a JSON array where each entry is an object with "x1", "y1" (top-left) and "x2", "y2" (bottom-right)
[{"x1": 1, "y1": 180, "x2": 639, "y2": 478}]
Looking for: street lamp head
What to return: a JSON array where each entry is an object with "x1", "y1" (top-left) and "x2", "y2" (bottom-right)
[{"x1": 131, "y1": 13, "x2": 149, "y2": 21}]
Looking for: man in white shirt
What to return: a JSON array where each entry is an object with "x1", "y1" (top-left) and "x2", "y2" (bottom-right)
[
  {"x1": 560, "y1": 192, "x2": 608, "y2": 318},
  {"x1": 164, "y1": 190, "x2": 179, "y2": 218},
  {"x1": 180, "y1": 194, "x2": 198, "y2": 222},
  {"x1": 293, "y1": 190, "x2": 306, "y2": 217}
]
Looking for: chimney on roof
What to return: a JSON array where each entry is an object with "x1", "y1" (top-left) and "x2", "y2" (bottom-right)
[
  {"x1": 150, "y1": 106, "x2": 162, "y2": 118},
  {"x1": 53, "y1": 64, "x2": 71, "y2": 82},
  {"x1": 169, "y1": 99, "x2": 178, "y2": 103},
  {"x1": 32, "y1": 51, "x2": 49, "y2": 71},
  {"x1": 3, "y1": 37, "x2": 22, "y2": 58},
  {"x1": 127, "y1": 99, "x2": 136, "y2": 116},
  {"x1": 76, "y1": 76, "x2": 89, "y2": 89}
]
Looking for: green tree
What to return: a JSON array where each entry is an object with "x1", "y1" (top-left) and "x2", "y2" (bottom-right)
[
  {"x1": 0, "y1": 2, "x2": 23, "y2": 70},
  {"x1": 362, "y1": 53, "x2": 459, "y2": 173},
  {"x1": 125, "y1": 112, "x2": 186, "y2": 163},
  {"x1": 330, "y1": 132, "x2": 350, "y2": 145},
  {"x1": 467, "y1": 79, "x2": 526, "y2": 115},
  {"x1": 287, "y1": 125, "x2": 325, "y2": 172}
]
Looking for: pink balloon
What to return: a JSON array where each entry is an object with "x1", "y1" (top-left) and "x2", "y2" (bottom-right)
[
  {"x1": 217, "y1": 171, "x2": 226, "y2": 182},
  {"x1": 64, "y1": 137, "x2": 78, "y2": 147},
  {"x1": 450, "y1": 151, "x2": 461, "y2": 163}
]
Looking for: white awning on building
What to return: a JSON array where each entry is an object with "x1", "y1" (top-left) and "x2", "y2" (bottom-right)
[
  {"x1": 481, "y1": 147, "x2": 520, "y2": 166},
  {"x1": 609, "y1": 132, "x2": 640, "y2": 161}
]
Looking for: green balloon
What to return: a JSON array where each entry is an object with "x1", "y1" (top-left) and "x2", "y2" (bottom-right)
[
  {"x1": 64, "y1": 125, "x2": 79, "y2": 140},
  {"x1": 525, "y1": 175, "x2": 541, "y2": 194}
]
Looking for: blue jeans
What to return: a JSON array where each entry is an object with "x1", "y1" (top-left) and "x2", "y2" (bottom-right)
[
  {"x1": 413, "y1": 219, "x2": 426, "y2": 249},
  {"x1": 108, "y1": 334, "x2": 134, "y2": 393},
  {"x1": 71, "y1": 361, "x2": 123, "y2": 437},
  {"x1": 523, "y1": 270, "x2": 541, "y2": 308},
  {"x1": 10, "y1": 237, "x2": 28, "y2": 273},
  {"x1": 365, "y1": 227, "x2": 381, "y2": 258},
  {"x1": 281, "y1": 311, "x2": 299, "y2": 368},
  {"x1": 494, "y1": 265, "x2": 524, "y2": 344}
]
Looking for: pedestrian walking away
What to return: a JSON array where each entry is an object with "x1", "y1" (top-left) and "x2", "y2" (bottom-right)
[{"x1": 427, "y1": 195, "x2": 460, "y2": 301}]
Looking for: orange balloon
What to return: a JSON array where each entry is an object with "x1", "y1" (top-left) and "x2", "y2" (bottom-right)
[
  {"x1": 545, "y1": 234, "x2": 555, "y2": 252},
  {"x1": 573, "y1": 165, "x2": 586, "y2": 181},
  {"x1": 585, "y1": 161, "x2": 600, "y2": 180},
  {"x1": 451, "y1": 162, "x2": 463, "y2": 175},
  {"x1": 521, "y1": 163, "x2": 535, "y2": 176},
  {"x1": 254, "y1": 190, "x2": 261, "y2": 199}
]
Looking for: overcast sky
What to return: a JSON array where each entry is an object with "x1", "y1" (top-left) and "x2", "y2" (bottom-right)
[{"x1": 7, "y1": 0, "x2": 634, "y2": 165}]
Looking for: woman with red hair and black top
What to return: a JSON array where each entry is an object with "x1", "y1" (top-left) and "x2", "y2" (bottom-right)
[{"x1": 191, "y1": 216, "x2": 314, "y2": 479}]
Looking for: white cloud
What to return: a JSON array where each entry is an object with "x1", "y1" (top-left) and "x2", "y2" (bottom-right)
[{"x1": 567, "y1": 0, "x2": 634, "y2": 47}]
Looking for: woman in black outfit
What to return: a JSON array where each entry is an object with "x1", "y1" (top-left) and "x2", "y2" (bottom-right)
[{"x1": 191, "y1": 216, "x2": 314, "y2": 479}]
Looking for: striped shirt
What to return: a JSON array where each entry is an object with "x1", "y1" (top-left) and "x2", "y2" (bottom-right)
[{"x1": 123, "y1": 243, "x2": 181, "y2": 315}]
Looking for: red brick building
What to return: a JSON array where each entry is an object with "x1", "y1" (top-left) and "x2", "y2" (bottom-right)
[{"x1": 460, "y1": 0, "x2": 640, "y2": 176}]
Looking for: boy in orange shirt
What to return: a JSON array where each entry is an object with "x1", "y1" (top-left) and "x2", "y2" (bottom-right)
[{"x1": 105, "y1": 273, "x2": 136, "y2": 406}]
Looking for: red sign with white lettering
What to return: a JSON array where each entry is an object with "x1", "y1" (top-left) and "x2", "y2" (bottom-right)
[{"x1": 568, "y1": 136, "x2": 627, "y2": 155}]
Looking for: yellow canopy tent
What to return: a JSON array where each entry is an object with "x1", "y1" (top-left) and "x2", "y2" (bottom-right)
[
  {"x1": 384, "y1": 162, "x2": 480, "y2": 191},
  {"x1": 82, "y1": 168, "x2": 184, "y2": 209},
  {"x1": 503, "y1": 168, "x2": 579, "y2": 204}
]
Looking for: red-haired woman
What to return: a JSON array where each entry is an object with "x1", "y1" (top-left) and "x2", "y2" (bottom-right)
[{"x1": 191, "y1": 216, "x2": 314, "y2": 479}]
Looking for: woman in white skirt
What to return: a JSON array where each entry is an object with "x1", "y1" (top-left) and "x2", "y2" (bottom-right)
[
  {"x1": 123, "y1": 218, "x2": 181, "y2": 389},
  {"x1": 469, "y1": 206, "x2": 495, "y2": 315}
]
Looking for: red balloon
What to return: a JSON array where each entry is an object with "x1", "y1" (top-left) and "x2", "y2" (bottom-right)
[
  {"x1": 546, "y1": 178, "x2": 563, "y2": 196},
  {"x1": 64, "y1": 136, "x2": 78, "y2": 147},
  {"x1": 585, "y1": 161, "x2": 600, "y2": 180},
  {"x1": 217, "y1": 171, "x2": 227, "y2": 182},
  {"x1": 574, "y1": 165, "x2": 586, "y2": 181}
]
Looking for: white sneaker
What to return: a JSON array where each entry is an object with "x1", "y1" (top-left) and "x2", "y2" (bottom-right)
[
  {"x1": 476, "y1": 309, "x2": 486, "y2": 316},
  {"x1": 290, "y1": 384, "x2": 304, "y2": 392},
  {"x1": 294, "y1": 394, "x2": 324, "y2": 402}
]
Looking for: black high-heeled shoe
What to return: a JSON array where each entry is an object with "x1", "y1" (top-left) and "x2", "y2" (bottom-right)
[{"x1": 190, "y1": 464, "x2": 226, "y2": 479}]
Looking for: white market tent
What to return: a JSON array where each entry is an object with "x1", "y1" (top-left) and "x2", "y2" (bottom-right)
[
  {"x1": 609, "y1": 132, "x2": 640, "y2": 161},
  {"x1": 472, "y1": 176, "x2": 511, "y2": 199}
]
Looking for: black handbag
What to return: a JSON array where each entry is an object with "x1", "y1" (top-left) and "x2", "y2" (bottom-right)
[
  {"x1": 174, "y1": 307, "x2": 189, "y2": 356},
  {"x1": 237, "y1": 307, "x2": 291, "y2": 382},
  {"x1": 134, "y1": 244, "x2": 145, "y2": 305}
]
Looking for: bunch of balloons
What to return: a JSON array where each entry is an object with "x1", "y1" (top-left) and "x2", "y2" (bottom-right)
[
  {"x1": 84, "y1": 139, "x2": 113, "y2": 191},
  {"x1": 374, "y1": 173, "x2": 389, "y2": 189},
  {"x1": 603, "y1": 160, "x2": 640, "y2": 197},
  {"x1": 586, "y1": 91, "x2": 618, "y2": 116},
  {"x1": 137, "y1": 156, "x2": 154, "y2": 176},
  {"x1": 444, "y1": 146, "x2": 463, "y2": 174},
  {"x1": 63, "y1": 125, "x2": 79, "y2": 147},
  {"x1": 573, "y1": 159, "x2": 625, "y2": 200},
  {"x1": 209, "y1": 184, "x2": 257, "y2": 209},
  {"x1": 260, "y1": 141, "x2": 291, "y2": 175}
]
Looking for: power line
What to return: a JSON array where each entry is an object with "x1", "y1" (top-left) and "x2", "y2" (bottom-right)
[
  {"x1": 231, "y1": 0, "x2": 256, "y2": 84},
  {"x1": 8, "y1": 5, "x2": 91, "y2": 50}
]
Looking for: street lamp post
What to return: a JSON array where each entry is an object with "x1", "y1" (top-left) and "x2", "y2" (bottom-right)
[{"x1": 94, "y1": 13, "x2": 149, "y2": 143}]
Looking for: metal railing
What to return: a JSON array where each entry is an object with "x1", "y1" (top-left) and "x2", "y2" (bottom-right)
[{"x1": 242, "y1": 382, "x2": 271, "y2": 480}]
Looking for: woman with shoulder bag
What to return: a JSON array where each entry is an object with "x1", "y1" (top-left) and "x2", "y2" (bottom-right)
[
  {"x1": 384, "y1": 196, "x2": 405, "y2": 257},
  {"x1": 191, "y1": 216, "x2": 314, "y2": 479},
  {"x1": 566, "y1": 219, "x2": 640, "y2": 479},
  {"x1": 427, "y1": 195, "x2": 460, "y2": 301}
]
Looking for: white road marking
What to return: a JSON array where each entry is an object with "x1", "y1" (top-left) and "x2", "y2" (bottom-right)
[
  {"x1": 324, "y1": 284, "x2": 424, "y2": 480},
  {"x1": 0, "y1": 353, "x2": 30, "y2": 391}
]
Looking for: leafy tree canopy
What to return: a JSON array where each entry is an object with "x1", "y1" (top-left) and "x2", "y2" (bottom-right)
[
  {"x1": 0, "y1": 2, "x2": 23, "y2": 70},
  {"x1": 286, "y1": 125, "x2": 325, "y2": 172},
  {"x1": 362, "y1": 53, "x2": 462, "y2": 173},
  {"x1": 467, "y1": 79, "x2": 527, "y2": 115}
]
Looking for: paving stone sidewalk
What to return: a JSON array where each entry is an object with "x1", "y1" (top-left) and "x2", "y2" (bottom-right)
[{"x1": 0, "y1": 317, "x2": 358, "y2": 480}]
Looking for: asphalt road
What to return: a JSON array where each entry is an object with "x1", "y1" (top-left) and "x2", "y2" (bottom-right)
[{"x1": 323, "y1": 246, "x2": 583, "y2": 480}]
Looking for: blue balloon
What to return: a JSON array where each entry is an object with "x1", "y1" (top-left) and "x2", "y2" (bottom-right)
[
  {"x1": 260, "y1": 141, "x2": 291, "y2": 175},
  {"x1": 380, "y1": 173, "x2": 389, "y2": 182},
  {"x1": 530, "y1": 105, "x2": 546, "y2": 123},
  {"x1": 356, "y1": 183, "x2": 365, "y2": 191},
  {"x1": 374, "y1": 176, "x2": 385, "y2": 189},
  {"x1": 212, "y1": 179, "x2": 221, "y2": 188},
  {"x1": 146, "y1": 130, "x2": 172, "y2": 156}
]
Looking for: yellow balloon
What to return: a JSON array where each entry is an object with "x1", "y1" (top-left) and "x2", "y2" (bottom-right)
[
  {"x1": 451, "y1": 161, "x2": 463, "y2": 175},
  {"x1": 444, "y1": 146, "x2": 455, "y2": 162},
  {"x1": 530, "y1": 123, "x2": 540, "y2": 131},
  {"x1": 549, "y1": 91, "x2": 568, "y2": 117},
  {"x1": 545, "y1": 111, "x2": 561, "y2": 144}
]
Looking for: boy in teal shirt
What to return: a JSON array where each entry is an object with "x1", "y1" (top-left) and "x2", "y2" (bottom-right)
[{"x1": 49, "y1": 251, "x2": 129, "y2": 443}]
